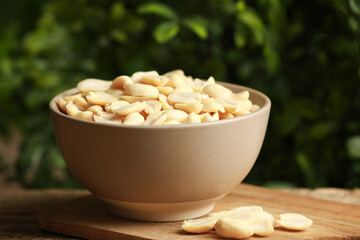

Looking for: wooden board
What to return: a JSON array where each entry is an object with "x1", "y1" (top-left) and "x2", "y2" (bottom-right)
[{"x1": 38, "y1": 184, "x2": 360, "y2": 239}]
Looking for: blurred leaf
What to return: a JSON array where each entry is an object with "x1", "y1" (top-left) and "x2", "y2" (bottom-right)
[
  {"x1": 349, "y1": 0, "x2": 360, "y2": 14},
  {"x1": 308, "y1": 122, "x2": 334, "y2": 140},
  {"x1": 296, "y1": 152, "x2": 316, "y2": 187},
  {"x1": 234, "y1": 28, "x2": 247, "y2": 48},
  {"x1": 110, "y1": 29, "x2": 128, "y2": 43},
  {"x1": 110, "y1": 2, "x2": 125, "y2": 21},
  {"x1": 183, "y1": 17, "x2": 208, "y2": 39},
  {"x1": 153, "y1": 22, "x2": 179, "y2": 44},
  {"x1": 138, "y1": 3, "x2": 177, "y2": 19},
  {"x1": 347, "y1": 136, "x2": 360, "y2": 158},
  {"x1": 236, "y1": 0, "x2": 246, "y2": 12},
  {"x1": 237, "y1": 9, "x2": 265, "y2": 44}
]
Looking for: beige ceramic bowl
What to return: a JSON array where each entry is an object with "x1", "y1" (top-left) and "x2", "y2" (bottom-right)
[{"x1": 49, "y1": 82, "x2": 271, "y2": 222}]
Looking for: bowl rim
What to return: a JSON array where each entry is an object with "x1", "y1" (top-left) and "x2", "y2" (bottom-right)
[{"x1": 49, "y1": 82, "x2": 271, "y2": 129}]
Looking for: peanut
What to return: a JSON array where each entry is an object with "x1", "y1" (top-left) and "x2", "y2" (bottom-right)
[
  {"x1": 145, "y1": 100, "x2": 162, "y2": 115},
  {"x1": 86, "y1": 91, "x2": 117, "y2": 106},
  {"x1": 165, "y1": 109, "x2": 188, "y2": 123},
  {"x1": 203, "y1": 84, "x2": 232, "y2": 98},
  {"x1": 123, "y1": 112, "x2": 145, "y2": 125},
  {"x1": 156, "y1": 86, "x2": 173, "y2": 96},
  {"x1": 106, "y1": 88, "x2": 124, "y2": 98},
  {"x1": 202, "y1": 98, "x2": 225, "y2": 113},
  {"x1": 105, "y1": 100, "x2": 129, "y2": 113},
  {"x1": 111, "y1": 76, "x2": 133, "y2": 90},
  {"x1": 276, "y1": 213, "x2": 313, "y2": 231},
  {"x1": 158, "y1": 94, "x2": 174, "y2": 110},
  {"x1": 182, "y1": 217, "x2": 218, "y2": 234},
  {"x1": 124, "y1": 83, "x2": 159, "y2": 98},
  {"x1": 87, "y1": 105, "x2": 103, "y2": 114},
  {"x1": 168, "y1": 92, "x2": 201, "y2": 104},
  {"x1": 113, "y1": 101, "x2": 146, "y2": 116},
  {"x1": 183, "y1": 112, "x2": 202, "y2": 124},
  {"x1": 144, "y1": 111, "x2": 168, "y2": 125},
  {"x1": 140, "y1": 75, "x2": 168, "y2": 86},
  {"x1": 132, "y1": 71, "x2": 159, "y2": 82},
  {"x1": 215, "y1": 218, "x2": 254, "y2": 239},
  {"x1": 77, "y1": 79, "x2": 112, "y2": 93},
  {"x1": 75, "y1": 111, "x2": 94, "y2": 121}
]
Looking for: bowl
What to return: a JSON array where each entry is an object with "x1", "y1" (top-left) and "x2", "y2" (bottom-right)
[{"x1": 49, "y1": 82, "x2": 271, "y2": 222}]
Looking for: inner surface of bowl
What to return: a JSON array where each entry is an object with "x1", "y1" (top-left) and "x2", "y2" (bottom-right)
[{"x1": 50, "y1": 82, "x2": 271, "y2": 221}]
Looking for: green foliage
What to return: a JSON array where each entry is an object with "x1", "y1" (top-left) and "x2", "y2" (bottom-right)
[{"x1": 0, "y1": 0, "x2": 359, "y2": 189}]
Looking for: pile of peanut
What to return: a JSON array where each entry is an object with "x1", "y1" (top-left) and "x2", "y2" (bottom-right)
[
  {"x1": 182, "y1": 206, "x2": 313, "y2": 239},
  {"x1": 57, "y1": 70, "x2": 260, "y2": 125}
]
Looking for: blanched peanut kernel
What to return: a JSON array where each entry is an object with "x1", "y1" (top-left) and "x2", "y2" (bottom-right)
[
  {"x1": 105, "y1": 100, "x2": 129, "y2": 113},
  {"x1": 123, "y1": 112, "x2": 145, "y2": 125},
  {"x1": 165, "y1": 109, "x2": 188, "y2": 123},
  {"x1": 145, "y1": 100, "x2": 162, "y2": 115},
  {"x1": 86, "y1": 91, "x2": 117, "y2": 106},
  {"x1": 251, "y1": 104, "x2": 260, "y2": 112},
  {"x1": 156, "y1": 86, "x2": 173, "y2": 96},
  {"x1": 183, "y1": 112, "x2": 202, "y2": 124},
  {"x1": 233, "y1": 90, "x2": 249, "y2": 101},
  {"x1": 124, "y1": 83, "x2": 159, "y2": 98},
  {"x1": 201, "y1": 112, "x2": 219, "y2": 122},
  {"x1": 277, "y1": 213, "x2": 313, "y2": 231},
  {"x1": 163, "y1": 69, "x2": 184, "y2": 77},
  {"x1": 114, "y1": 101, "x2": 146, "y2": 116},
  {"x1": 254, "y1": 210, "x2": 276, "y2": 226},
  {"x1": 132, "y1": 71, "x2": 159, "y2": 82},
  {"x1": 158, "y1": 94, "x2": 174, "y2": 110},
  {"x1": 144, "y1": 111, "x2": 167, "y2": 125},
  {"x1": 166, "y1": 74, "x2": 187, "y2": 88},
  {"x1": 93, "y1": 113, "x2": 122, "y2": 124},
  {"x1": 75, "y1": 111, "x2": 93, "y2": 121},
  {"x1": 226, "y1": 210, "x2": 258, "y2": 225},
  {"x1": 202, "y1": 98, "x2": 225, "y2": 113},
  {"x1": 58, "y1": 97, "x2": 68, "y2": 113},
  {"x1": 175, "y1": 102, "x2": 203, "y2": 114},
  {"x1": 140, "y1": 75, "x2": 168, "y2": 86},
  {"x1": 168, "y1": 92, "x2": 201, "y2": 104},
  {"x1": 172, "y1": 85, "x2": 194, "y2": 94},
  {"x1": 216, "y1": 98, "x2": 245, "y2": 114},
  {"x1": 215, "y1": 217, "x2": 254, "y2": 239},
  {"x1": 66, "y1": 103, "x2": 81, "y2": 117},
  {"x1": 203, "y1": 84, "x2": 232, "y2": 98},
  {"x1": 106, "y1": 88, "x2": 124, "y2": 98},
  {"x1": 77, "y1": 79, "x2": 112, "y2": 93},
  {"x1": 111, "y1": 75, "x2": 133, "y2": 90},
  {"x1": 182, "y1": 217, "x2": 218, "y2": 234},
  {"x1": 253, "y1": 218, "x2": 274, "y2": 236},
  {"x1": 219, "y1": 112, "x2": 234, "y2": 119},
  {"x1": 87, "y1": 105, "x2": 103, "y2": 114}
]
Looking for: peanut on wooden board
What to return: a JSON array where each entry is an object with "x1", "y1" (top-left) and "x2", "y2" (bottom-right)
[
  {"x1": 57, "y1": 70, "x2": 261, "y2": 125},
  {"x1": 181, "y1": 205, "x2": 313, "y2": 239}
]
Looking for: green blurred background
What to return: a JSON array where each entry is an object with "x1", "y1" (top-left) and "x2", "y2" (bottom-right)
[{"x1": 0, "y1": 0, "x2": 359, "y2": 189}]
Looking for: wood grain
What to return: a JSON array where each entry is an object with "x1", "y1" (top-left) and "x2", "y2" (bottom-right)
[{"x1": 38, "y1": 184, "x2": 360, "y2": 240}]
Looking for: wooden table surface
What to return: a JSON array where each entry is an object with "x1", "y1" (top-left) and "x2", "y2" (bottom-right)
[{"x1": 1, "y1": 186, "x2": 359, "y2": 239}]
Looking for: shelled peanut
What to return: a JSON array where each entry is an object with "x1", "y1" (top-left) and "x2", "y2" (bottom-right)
[
  {"x1": 182, "y1": 205, "x2": 313, "y2": 239},
  {"x1": 57, "y1": 70, "x2": 260, "y2": 125}
]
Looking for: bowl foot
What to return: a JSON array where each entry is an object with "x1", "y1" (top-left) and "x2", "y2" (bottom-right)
[{"x1": 97, "y1": 195, "x2": 225, "y2": 222}]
